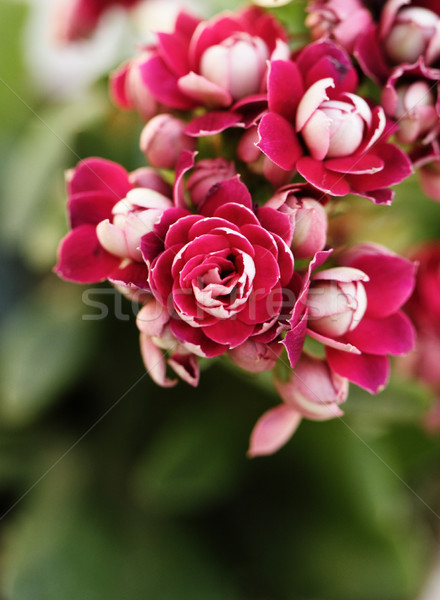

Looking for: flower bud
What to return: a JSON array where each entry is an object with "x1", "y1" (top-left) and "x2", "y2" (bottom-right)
[
  {"x1": 266, "y1": 185, "x2": 328, "y2": 258},
  {"x1": 229, "y1": 339, "x2": 282, "y2": 373},
  {"x1": 275, "y1": 354, "x2": 348, "y2": 420},
  {"x1": 384, "y1": 7, "x2": 440, "y2": 66},
  {"x1": 110, "y1": 52, "x2": 159, "y2": 121},
  {"x1": 96, "y1": 188, "x2": 173, "y2": 260},
  {"x1": 305, "y1": 0, "x2": 372, "y2": 53},
  {"x1": 291, "y1": 197, "x2": 328, "y2": 258},
  {"x1": 418, "y1": 158, "x2": 440, "y2": 202},
  {"x1": 140, "y1": 114, "x2": 196, "y2": 169},
  {"x1": 301, "y1": 97, "x2": 367, "y2": 160},
  {"x1": 200, "y1": 33, "x2": 269, "y2": 101},
  {"x1": 390, "y1": 80, "x2": 437, "y2": 144},
  {"x1": 187, "y1": 159, "x2": 236, "y2": 206},
  {"x1": 307, "y1": 267, "x2": 369, "y2": 338},
  {"x1": 129, "y1": 167, "x2": 172, "y2": 197}
]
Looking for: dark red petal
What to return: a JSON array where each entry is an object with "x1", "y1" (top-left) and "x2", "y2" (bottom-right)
[
  {"x1": 268, "y1": 60, "x2": 304, "y2": 121},
  {"x1": 54, "y1": 225, "x2": 120, "y2": 283},
  {"x1": 345, "y1": 312, "x2": 416, "y2": 356},
  {"x1": 296, "y1": 157, "x2": 351, "y2": 196},
  {"x1": 68, "y1": 191, "x2": 116, "y2": 228},
  {"x1": 185, "y1": 111, "x2": 243, "y2": 136},
  {"x1": 199, "y1": 176, "x2": 253, "y2": 216},
  {"x1": 68, "y1": 157, "x2": 131, "y2": 199},
  {"x1": 257, "y1": 205, "x2": 293, "y2": 243},
  {"x1": 257, "y1": 113, "x2": 302, "y2": 171},
  {"x1": 283, "y1": 315, "x2": 308, "y2": 368},
  {"x1": 170, "y1": 318, "x2": 228, "y2": 357},
  {"x1": 346, "y1": 144, "x2": 412, "y2": 192},
  {"x1": 108, "y1": 261, "x2": 150, "y2": 290},
  {"x1": 149, "y1": 248, "x2": 176, "y2": 304},
  {"x1": 203, "y1": 318, "x2": 254, "y2": 347},
  {"x1": 140, "y1": 55, "x2": 195, "y2": 110},
  {"x1": 326, "y1": 348, "x2": 389, "y2": 393}
]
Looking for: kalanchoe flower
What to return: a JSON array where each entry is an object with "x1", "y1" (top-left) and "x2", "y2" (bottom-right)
[
  {"x1": 305, "y1": 0, "x2": 373, "y2": 53},
  {"x1": 302, "y1": 243, "x2": 418, "y2": 393},
  {"x1": 257, "y1": 43, "x2": 413, "y2": 204},
  {"x1": 186, "y1": 158, "x2": 236, "y2": 207},
  {"x1": 248, "y1": 354, "x2": 348, "y2": 456},
  {"x1": 110, "y1": 6, "x2": 288, "y2": 123},
  {"x1": 143, "y1": 174, "x2": 296, "y2": 358},
  {"x1": 229, "y1": 339, "x2": 282, "y2": 373},
  {"x1": 381, "y1": 59, "x2": 440, "y2": 146},
  {"x1": 54, "y1": 157, "x2": 175, "y2": 292},
  {"x1": 264, "y1": 183, "x2": 329, "y2": 259},
  {"x1": 355, "y1": 0, "x2": 440, "y2": 84},
  {"x1": 307, "y1": 267, "x2": 368, "y2": 338},
  {"x1": 56, "y1": 0, "x2": 140, "y2": 42},
  {"x1": 140, "y1": 114, "x2": 197, "y2": 169},
  {"x1": 111, "y1": 52, "x2": 160, "y2": 121}
]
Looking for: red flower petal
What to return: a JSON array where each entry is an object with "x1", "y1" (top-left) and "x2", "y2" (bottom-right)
[
  {"x1": 345, "y1": 312, "x2": 416, "y2": 356},
  {"x1": 54, "y1": 225, "x2": 120, "y2": 283},
  {"x1": 257, "y1": 113, "x2": 302, "y2": 171},
  {"x1": 326, "y1": 347, "x2": 389, "y2": 393}
]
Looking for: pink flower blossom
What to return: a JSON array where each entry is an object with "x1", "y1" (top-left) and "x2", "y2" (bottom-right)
[
  {"x1": 110, "y1": 6, "x2": 288, "y2": 121},
  {"x1": 306, "y1": 267, "x2": 368, "y2": 338},
  {"x1": 144, "y1": 176, "x2": 296, "y2": 357},
  {"x1": 264, "y1": 183, "x2": 329, "y2": 259},
  {"x1": 355, "y1": 0, "x2": 440, "y2": 84},
  {"x1": 110, "y1": 52, "x2": 160, "y2": 121},
  {"x1": 140, "y1": 114, "x2": 197, "y2": 169},
  {"x1": 54, "y1": 157, "x2": 174, "y2": 292},
  {"x1": 248, "y1": 354, "x2": 348, "y2": 456},
  {"x1": 303, "y1": 243, "x2": 417, "y2": 393},
  {"x1": 306, "y1": 0, "x2": 373, "y2": 53},
  {"x1": 257, "y1": 41, "x2": 413, "y2": 204},
  {"x1": 186, "y1": 158, "x2": 236, "y2": 206},
  {"x1": 381, "y1": 59, "x2": 440, "y2": 146}
]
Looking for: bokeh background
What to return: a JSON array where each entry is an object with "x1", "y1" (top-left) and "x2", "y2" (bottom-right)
[{"x1": 1, "y1": 1, "x2": 440, "y2": 598}]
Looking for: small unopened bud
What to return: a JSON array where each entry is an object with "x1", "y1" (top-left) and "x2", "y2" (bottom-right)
[
  {"x1": 140, "y1": 114, "x2": 196, "y2": 169},
  {"x1": 307, "y1": 267, "x2": 369, "y2": 338}
]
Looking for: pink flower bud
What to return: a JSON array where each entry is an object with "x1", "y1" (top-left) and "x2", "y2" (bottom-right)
[
  {"x1": 228, "y1": 339, "x2": 282, "y2": 373},
  {"x1": 129, "y1": 167, "x2": 172, "y2": 197},
  {"x1": 384, "y1": 7, "x2": 440, "y2": 65},
  {"x1": 418, "y1": 158, "x2": 440, "y2": 202},
  {"x1": 266, "y1": 185, "x2": 329, "y2": 258},
  {"x1": 305, "y1": 0, "x2": 372, "y2": 53},
  {"x1": 186, "y1": 159, "x2": 236, "y2": 206},
  {"x1": 290, "y1": 197, "x2": 328, "y2": 259},
  {"x1": 96, "y1": 187, "x2": 173, "y2": 260},
  {"x1": 274, "y1": 354, "x2": 348, "y2": 421},
  {"x1": 299, "y1": 92, "x2": 369, "y2": 160},
  {"x1": 140, "y1": 114, "x2": 196, "y2": 170},
  {"x1": 395, "y1": 80, "x2": 438, "y2": 144},
  {"x1": 307, "y1": 267, "x2": 369, "y2": 338},
  {"x1": 110, "y1": 52, "x2": 159, "y2": 121},
  {"x1": 200, "y1": 33, "x2": 269, "y2": 101}
]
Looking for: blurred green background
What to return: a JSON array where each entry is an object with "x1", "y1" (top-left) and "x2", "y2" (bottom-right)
[{"x1": 1, "y1": 1, "x2": 440, "y2": 599}]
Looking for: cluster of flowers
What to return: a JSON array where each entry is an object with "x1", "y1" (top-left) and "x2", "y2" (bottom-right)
[{"x1": 55, "y1": 0, "x2": 440, "y2": 455}]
